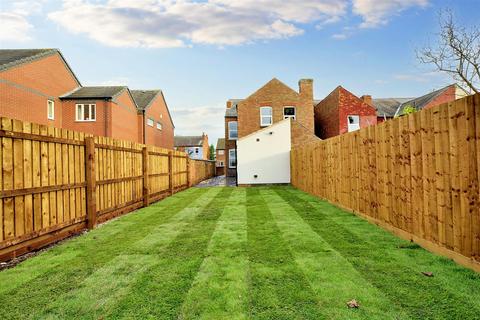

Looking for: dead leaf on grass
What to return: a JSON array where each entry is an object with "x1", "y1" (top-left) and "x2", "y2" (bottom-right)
[
  {"x1": 421, "y1": 271, "x2": 434, "y2": 277},
  {"x1": 347, "y1": 299, "x2": 360, "y2": 308}
]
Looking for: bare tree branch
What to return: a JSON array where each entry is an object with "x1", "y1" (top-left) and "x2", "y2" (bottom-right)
[{"x1": 417, "y1": 9, "x2": 480, "y2": 94}]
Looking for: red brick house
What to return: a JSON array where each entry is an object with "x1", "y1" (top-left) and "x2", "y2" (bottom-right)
[
  {"x1": 394, "y1": 84, "x2": 468, "y2": 116},
  {"x1": 0, "y1": 49, "x2": 81, "y2": 127},
  {"x1": 225, "y1": 78, "x2": 317, "y2": 177},
  {"x1": 215, "y1": 138, "x2": 225, "y2": 176},
  {"x1": 314, "y1": 86, "x2": 377, "y2": 139},
  {"x1": 132, "y1": 90, "x2": 175, "y2": 149},
  {"x1": 0, "y1": 49, "x2": 175, "y2": 148},
  {"x1": 174, "y1": 134, "x2": 209, "y2": 160}
]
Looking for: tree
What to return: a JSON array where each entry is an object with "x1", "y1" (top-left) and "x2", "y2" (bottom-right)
[
  {"x1": 209, "y1": 144, "x2": 215, "y2": 161},
  {"x1": 417, "y1": 9, "x2": 479, "y2": 94},
  {"x1": 403, "y1": 105, "x2": 417, "y2": 115}
]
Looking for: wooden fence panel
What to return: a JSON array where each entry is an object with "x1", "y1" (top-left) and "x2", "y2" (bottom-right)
[
  {"x1": 291, "y1": 93, "x2": 480, "y2": 272},
  {"x1": 0, "y1": 116, "x2": 214, "y2": 261}
]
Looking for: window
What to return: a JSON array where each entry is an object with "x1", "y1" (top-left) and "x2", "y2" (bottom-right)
[
  {"x1": 156, "y1": 122, "x2": 162, "y2": 130},
  {"x1": 283, "y1": 106, "x2": 295, "y2": 120},
  {"x1": 76, "y1": 104, "x2": 96, "y2": 121},
  {"x1": 47, "y1": 100, "x2": 54, "y2": 120},
  {"x1": 229, "y1": 149, "x2": 236, "y2": 168},
  {"x1": 347, "y1": 115, "x2": 360, "y2": 132},
  {"x1": 218, "y1": 150, "x2": 224, "y2": 155},
  {"x1": 260, "y1": 107, "x2": 272, "y2": 126},
  {"x1": 217, "y1": 161, "x2": 224, "y2": 167},
  {"x1": 228, "y1": 121, "x2": 238, "y2": 140},
  {"x1": 147, "y1": 118, "x2": 154, "y2": 127}
]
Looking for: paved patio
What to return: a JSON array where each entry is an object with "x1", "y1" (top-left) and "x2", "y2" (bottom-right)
[{"x1": 195, "y1": 175, "x2": 236, "y2": 187}]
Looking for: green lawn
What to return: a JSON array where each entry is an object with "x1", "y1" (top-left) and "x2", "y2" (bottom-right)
[{"x1": 1, "y1": 186, "x2": 479, "y2": 320}]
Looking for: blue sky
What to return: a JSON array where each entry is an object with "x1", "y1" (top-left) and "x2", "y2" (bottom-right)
[{"x1": 1, "y1": 0, "x2": 478, "y2": 144}]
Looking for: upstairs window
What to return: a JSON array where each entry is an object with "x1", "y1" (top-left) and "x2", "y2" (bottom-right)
[
  {"x1": 47, "y1": 100, "x2": 54, "y2": 120},
  {"x1": 156, "y1": 122, "x2": 162, "y2": 130},
  {"x1": 347, "y1": 115, "x2": 360, "y2": 132},
  {"x1": 218, "y1": 150, "x2": 224, "y2": 155},
  {"x1": 260, "y1": 107, "x2": 272, "y2": 126},
  {"x1": 228, "y1": 121, "x2": 238, "y2": 140},
  {"x1": 76, "y1": 104, "x2": 96, "y2": 121},
  {"x1": 283, "y1": 106, "x2": 295, "y2": 120},
  {"x1": 147, "y1": 118, "x2": 154, "y2": 127}
]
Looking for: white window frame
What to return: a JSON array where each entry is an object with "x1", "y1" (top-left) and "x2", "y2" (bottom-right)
[
  {"x1": 47, "y1": 99, "x2": 54, "y2": 120},
  {"x1": 347, "y1": 115, "x2": 360, "y2": 132},
  {"x1": 218, "y1": 150, "x2": 224, "y2": 155},
  {"x1": 228, "y1": 121, "x2": 238, "y2": 140},
  {"x1": 156, "y1": 122, "x2": 162, "y2": 130},
  {"x1": 228, "y1": 149, "x2": 236, "y2": 168},
  {"x1": 260, "y1": 106, "x2": 272, "y2": 127},
  {"x1": 217, "y1": 160, "x2": 224, "y2": 167},
  {"x1": 283, "y1": 106, "x2": 296, "y2": 120},
  {"x1": 75, "y1": 103, "x2": 96, "y2": 122},
  {"x1": 147, "y1": 118, "x2": 154, "y2": 127}
]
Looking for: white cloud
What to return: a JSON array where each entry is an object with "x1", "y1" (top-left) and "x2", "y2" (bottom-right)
[
  {"x1": 0, "y1": 12, "x2": 33, "y2": 42},
  {"x1": 0, "y1": 0, "x2": 46, "y2": 42},
  {"x1": 170, "y1": 104, "x2": 225, "y2": 145},
  {"x1": 352, "y1": 0, "x2": 429, "y2": 28},
  {"x1": 393, "y1": 71, "x2": 444, "y2": 83},
  {"x1": 49, "y1": 0, "x2": 349, "y2": 48}
]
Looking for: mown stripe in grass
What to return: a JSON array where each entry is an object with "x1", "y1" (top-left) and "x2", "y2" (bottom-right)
[
  {"x1": 276, "y1": 187, "x2": 480, "y2": 319},
  {"x1": 246, "y1": 187, "x2": 325, "y2": 319},
  {"x1": 0, "y1": 188, "x2": 209, "y2": 319},
  {"x1": 107, "y1": 187, "x2": 234, "y2": 319},
  {"x1": 179, "y1": 188, "x2": 249, "y2": 320},
  {"x1": 260, "y1": 188, "x2": 409, "y2": 320},
  {"x1": 40, "y1": 254, "x2": 158, "y2": 319}
]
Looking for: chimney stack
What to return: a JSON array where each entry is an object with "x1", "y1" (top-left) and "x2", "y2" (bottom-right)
[
  {"x1": 361, "y1": 95, "x2": 372, "y2": 106},
  {"x1": 226, "y1": 100, "x2": 232, "y2": 108},
  {"x1": 299, "y1": 79, "x2": 313, "y2": 100}
]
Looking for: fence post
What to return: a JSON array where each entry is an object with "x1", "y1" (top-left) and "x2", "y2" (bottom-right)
[
  {"x1": 168, "y1": 150, "x2": 173, "y2": 195},
  {"x1": 142, "y1": 146, "x2": 149, "y2": 207},
  {"x1": 85, "y1": 137, "x2": 97, "y2": 229},
  {"x1": 186, "y1": 157, "x2": 191, "y2": 187}
]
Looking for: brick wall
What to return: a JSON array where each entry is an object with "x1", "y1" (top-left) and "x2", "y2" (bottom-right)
[
  {"x1": 144, "y1": 93, "x2": 175, "y2": 149},
  {"x1": 291, "y1": 120, "x2": 321, "y2": 149},
  {"x1": 237, "y1": 78, "x2": 314, "y2": 138},
  {"x1": 110, "y1": 90, "x2": 141, "y2": 143},
  {"x1": 315, "y1": 86, "x2": 377, "y2": 139},
  {"x1": 424, "y1": 85, "x2": 458, "y2": 110},
  {"x1": 61, "y1": 99, "x2": 111, "y2": 137},
  {"x1": 0, "y1": 52, "x2": 79, "y2": 127},
  {"x1": 202, "y1": 134, "x2": 209, "y2": 160}
]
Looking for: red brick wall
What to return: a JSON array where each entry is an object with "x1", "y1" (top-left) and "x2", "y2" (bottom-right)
[
  {"x1": 237, "y1": 78, "x2": 314, "y2": 138},
  {"x1": 315, "y1": 86, "x2": 377, "y2": 139},
  {"x1": 111, "y1": 90, "x2": 141, "y2": 143},
  {"x1": 0, "y1": 53, "x2": 79, "y2": 127},
  {"x1": 424, "y1": 85, "x2": 457, "y2": 110},
  {"x1": 202, "y1": 134, "x2": 209, "y2": 160},
  {"x1": 144, "y1": 93, "x2": 175, "y2": 149},
  {"x1": 61, "y1": 99, "x2": 111, "y2": 137}
]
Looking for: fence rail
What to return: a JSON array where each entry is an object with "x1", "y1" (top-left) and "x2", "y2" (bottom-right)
[
  {"x1": 291, "y1": 93, "x2": 480, "y2": 272},
  {"x1": 0, "y1": 117, "x2": 215, "y2": 261}
]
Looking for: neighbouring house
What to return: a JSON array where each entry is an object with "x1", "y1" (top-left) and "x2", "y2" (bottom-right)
[
  {"x1": 226, "y1": 78, "x2": 319, "y2": 181},
  {"x1": 132, "y1": 90, "x2": 175, "y2": 149},
  {"x1": 0, "y1": 49, "x2": 177, "y2": 148},
  {"x1": 174, "y1": 133, "x2": 209, "y2": 160},
  {"x1": 394, "y1": 84, "x2": 468, "y2": 116},
  {"x1": 60, "y1": 86, "x2": 141, "y2": 143},
  {"x1": 215, "y1": 138, "x2": 225, "y2": 176},
  {"x1": 373, "y1": 98, "x2": 413, "y2": 123},
  {"x1": 314, "y1": 86, "x2": 377, "y2": 139},
  {"x1": 0, "y1": 49, "x2": 81, "y2": 127}
]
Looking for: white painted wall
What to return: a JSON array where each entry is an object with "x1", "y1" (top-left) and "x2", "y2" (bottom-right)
[
  {"x1": 237, "y1": 119, "x2": 291, "y2": 184},
  {"x1": 185, "y1": 146, "x2": 203, "y2": 160}
]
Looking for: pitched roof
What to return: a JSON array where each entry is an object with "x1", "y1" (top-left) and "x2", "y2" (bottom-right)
[
  {"x1": 395, "y1": 84, "x2": 460, "y2": 116},
  {"x1": 0, "y1": 48, "x2": 81, "y2": 85},
  {"x1": 174, "y1": 136, "x2": 203, "y2": 147},
  {"x1": 216, "y1": 138, "x2": 225, "y2": 150},
  {"x1": 60, "y1": 86, "x2": 126, "y2": 99},
  {"x1": 373, "y1": 98, "x2": 413, "y2": 118},
  {"x1": 225, "y1": 99, "x2": 242, "y2": 117},
  {"x1": 131, "y1": 90, "x2": 161, "y2": 110}
]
